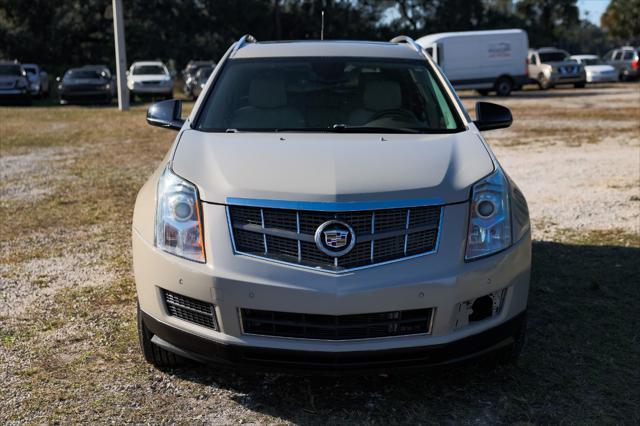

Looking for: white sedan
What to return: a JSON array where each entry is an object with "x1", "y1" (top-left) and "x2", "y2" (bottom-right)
[
  {"x1": 570, "y1": 55, "x2": 618, "y2": 83},
  {"x1": 127, "y1": 61, "x2": 173, "y2": 100}
]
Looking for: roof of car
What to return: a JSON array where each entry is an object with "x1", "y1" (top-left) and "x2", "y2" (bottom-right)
[
  {"x1": 131, "y1": 61, "x2": 166, "y2": 66},
  {"x1": 231, "y1": 40, "x2": 425, "y2": 60},
  {"x1": 570, "y1": 54, "x2": 598, "y2": 59},
  {"x1": 531, "y1": 47, "x2": 567, "y2": 52}
]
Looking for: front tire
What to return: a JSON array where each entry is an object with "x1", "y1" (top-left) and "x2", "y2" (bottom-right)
[
  {"x1": 488, "y1": 314, "x2": 527, "y2": 367},
  {"x1": 137, "y1": 303, "x2": 186, "y2": 369},
  {"x1": 494, "y1": 77, "x2": 513, "y2": 96},
  {"x1": 537, "y1": 73, "x2": 553, "y2": 90},
  {"x1": 574, "y1": 82, "x2": 586, "y2": 89}
]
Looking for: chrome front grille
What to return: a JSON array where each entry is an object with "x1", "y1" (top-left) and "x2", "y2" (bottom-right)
[
  {"x1": 227, "y1": 204, "x2": 442, "y2": 272},
  {"x1": 241, "y1": 308, "x2": 434, "y2": 340}
]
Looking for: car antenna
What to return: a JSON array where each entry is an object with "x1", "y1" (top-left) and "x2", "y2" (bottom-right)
[{"x1": 321, "y1": 10, "x2": 325, "y2": 40}]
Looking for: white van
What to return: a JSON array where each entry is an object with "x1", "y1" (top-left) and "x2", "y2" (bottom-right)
[{"x1": 417, "y1": 29, "x2": 529, "y2": 96}]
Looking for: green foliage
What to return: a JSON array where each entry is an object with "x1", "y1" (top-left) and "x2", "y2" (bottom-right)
[
  {"x1": 602, "y1": 0, "x2": 640, "y2": 44},
  {"x1": 0, "y1": 0, "x2": 627, "y2": 74}
]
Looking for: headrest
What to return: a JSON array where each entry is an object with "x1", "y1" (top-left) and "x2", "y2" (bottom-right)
[
  {"x1": 363, "y1": 80, "x2": 402, "y2": 111},
  {"x1": 249, "y1": 76, "x2": 287, "y2": 108}
]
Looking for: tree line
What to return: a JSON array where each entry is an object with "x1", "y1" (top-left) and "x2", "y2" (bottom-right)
[{"x1": 0, "y1": 0, "x2": 638, "y2": 76}]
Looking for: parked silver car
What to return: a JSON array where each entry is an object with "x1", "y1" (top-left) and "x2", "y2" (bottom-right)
[
  {"x1": 22, "y1": 63, "x2": 50, "y2": 98},
  {"x1": 0, "y1": 61, "x2": 31, "y2": 104},
  {"x1": 528, "y1": 48, "x2": 586, "y2": 89},
  {"x1": 133, "y1": 35, "x2": 531, "y2": 373},
  {"x1": 127, "y1": 61, "x2": 173, "y2": 101},
  {"x1": 570, "y1": 55, "x2": 617, "y2": 83},
  {"x1": 604, "y1": 46, "x2": 639, "y2": 81}
]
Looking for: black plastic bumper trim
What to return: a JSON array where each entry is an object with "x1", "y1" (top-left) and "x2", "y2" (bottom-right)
[{"x1": 141, "y1": 310, "x2": 526, "y2": 374}]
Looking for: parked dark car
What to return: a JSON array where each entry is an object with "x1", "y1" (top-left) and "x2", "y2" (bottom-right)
[
  {"x1": 58, "y1": 66, "x2": 113, "y2": 104},
  {"x1": 189, "y1": 66, "x2": 214, "y2": 99},
  {"x1": 0, "y1": 61, "x2": 31, "y2": 104},
  {"x1": 182, "y1": 60, "x2": 215, "y2": 97}
]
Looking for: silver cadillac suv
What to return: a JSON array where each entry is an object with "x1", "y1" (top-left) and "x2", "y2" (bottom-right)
[{"x1": 133, "y1": 35, "x2": 531, "y2": 373}]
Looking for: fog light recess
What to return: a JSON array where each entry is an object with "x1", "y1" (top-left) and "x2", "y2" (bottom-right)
[{"x1": 454, "y1": 288, "x2": 506, "y2": 329}]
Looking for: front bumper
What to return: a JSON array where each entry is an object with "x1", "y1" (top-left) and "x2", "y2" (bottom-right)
[
  {"x1": 142, "y1": 308, "x2": 526, "y2": 373},
  {"x1": 0, "y1": 89, "x2": 29, "y2": 98},
  {"x1": 130, "y1": 84, "x2": 173, "y2": 95},
  {"x1": 549, "y1": 73, "x2": 586, "y2": 85},
  {"x1": 60, "y1": 91, "x2": 111, "y2": 102},
  {"x1": 133, "y1": 202, "x2": 531, "y2": 370},
  {"x1": 587, "y1": 73, "x2": 617, "y2": 83}
]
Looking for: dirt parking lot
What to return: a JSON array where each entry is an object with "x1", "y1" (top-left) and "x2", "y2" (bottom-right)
[{"x1": 1, "y1": 84, "x2": 639, "y2": 423}]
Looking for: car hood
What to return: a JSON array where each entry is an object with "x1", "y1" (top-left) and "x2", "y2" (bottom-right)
[
  {"x1": 63, "y1": 78, "x2": 107, "y2": 85},
  {"x1": 547, "y1": 61, "x2": 581, "y2": 68},
  {"x1": 585, "y1": 65, "x2": 615, "y2": 73},
  {"x1": 171, "y1": 130, "x2": 494, "y2": 205}
]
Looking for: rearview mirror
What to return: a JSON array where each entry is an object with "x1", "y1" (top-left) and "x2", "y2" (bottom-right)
[
  {"x1": 147, "y1": 99, "x2": 185, "y2": 131},
  {"x1": 473, "y1": 102, "x2": 512, "y2": 131}
]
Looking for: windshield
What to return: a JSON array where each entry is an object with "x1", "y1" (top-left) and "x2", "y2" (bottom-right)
[
  {"x1": 539, "y1": 51, "x2": 569, "y2": 62},
  {"x1": 64, "y1": 70, "x2": 105, "y2": 80},
  {"x1": 196, "y1": 58, "x2": 461, "y2": 133},
  {"x1": 23, "y1": 67, "x2": 37, "y2": 75},
  {"x1": 133, "y1": 65, "x2": 166, "y2": 75},
  {"x1": 0, "y1": 64, "x2": 23, "y2": 76}
]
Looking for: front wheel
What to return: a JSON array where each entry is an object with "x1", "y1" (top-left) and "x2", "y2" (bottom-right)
[
  {"x1": 488, "y1": 315, "x2": 527, "y2": 367},
  {"x1": 137, "y1": 303, "x2": 186, "y2": 369},
  {"x1": 494, "y1": 77, "x2": 513, "y2": 96},
  {"x1": 574, "y1": 82, "x2": 586, "y2": 89},
  {"x1": 537, "y1": 73, "x2": 553, "y2": 90}
]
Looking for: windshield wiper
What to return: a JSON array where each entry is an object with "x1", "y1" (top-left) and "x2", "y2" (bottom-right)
[{"x1": 330, "y1": 124, "x2": 420, "y2": 134}]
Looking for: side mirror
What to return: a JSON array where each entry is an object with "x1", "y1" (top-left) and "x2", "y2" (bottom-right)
[
  {"x1": 473, "y1": 102, "x2": 512, "y2": 131},
  {"x1": 147, "y1": 99, "x2": 185, "y2": 131}
]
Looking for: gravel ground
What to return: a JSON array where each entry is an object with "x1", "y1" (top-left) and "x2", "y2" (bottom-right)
[
  {"x1": 1, "y1": 84, "x2": 639, "y2": 424},
  {"x1": 459, "y1": 85, "x2": 640, "y2": 240}
]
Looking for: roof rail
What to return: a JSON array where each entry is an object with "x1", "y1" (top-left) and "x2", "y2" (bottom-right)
[
  {"x1": 390, "y1": 36, "x2": 425, "y2": 58},
  {"x1": 232, "y1": 34, "x2": 257, "y2": 56}
]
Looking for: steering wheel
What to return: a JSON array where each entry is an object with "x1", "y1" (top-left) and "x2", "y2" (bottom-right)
[{"x1": 368, "y1": 109, "x2": 417, "y2": 123}]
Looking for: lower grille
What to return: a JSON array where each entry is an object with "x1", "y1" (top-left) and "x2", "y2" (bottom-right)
[
  {"x1": 240, "y1": 308, "x2": 433, "y2": 340},
  {"x1": 163, "y1": 289, "x2": 218, "y2": 330}
]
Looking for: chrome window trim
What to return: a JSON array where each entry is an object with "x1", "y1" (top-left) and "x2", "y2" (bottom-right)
[
  {"x1": 237, "y1": 307, "x2": 435, "y2": 341},
  {"x1": 225, "y1": 199, "x2": 444, "y2": 274}
]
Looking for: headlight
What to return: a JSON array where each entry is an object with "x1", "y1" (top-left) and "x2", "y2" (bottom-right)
[
  {"x1": 155, "y1": 166, "x2": 205, "y2": 262},
  {"x1": 465, "y1": 168, "x2": 512, "y2": 260},
  {"x1": 103, "y1": 83, "x2": 111, "y2": 90}
]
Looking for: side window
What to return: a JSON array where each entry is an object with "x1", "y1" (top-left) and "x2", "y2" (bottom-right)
[
  {"x1": 623, "y1": 51, "x2": 634, "y2": 60},
  {"x1": 532, "y1": 54, "x2": 539, "y2": 65},
  {"x1": 613, "y1": 51, "x2": 622, "y2": 60}
]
